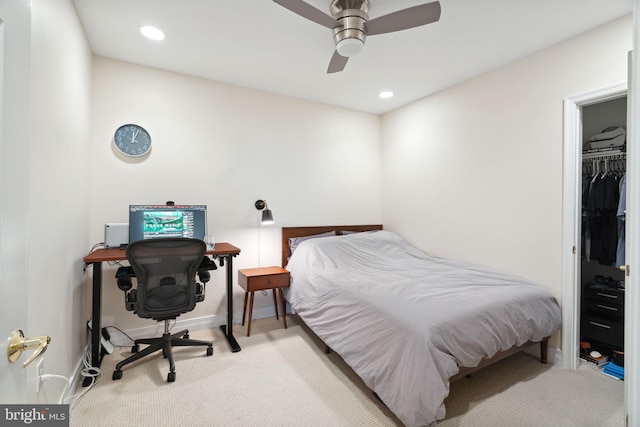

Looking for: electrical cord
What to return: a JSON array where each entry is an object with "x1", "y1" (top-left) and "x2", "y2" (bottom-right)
[
  {"x1": 103, "y1": 325, "x2": 135, "y2": 347},
  {"x1": 40, "y1": 374, "x2": 70, "y2": 402},
  {"x1": 88, "y1": 242, "x2": 105, "y2": 253},
  {"x1": 84, "y1": 242, "x2": 105, "y2": 272},
  {"x1": 108, "y1": 260, "x2": 124, "y2": 268},
  {"x1": 66, "y1": 345, "x2": 102, "y2": 411}
]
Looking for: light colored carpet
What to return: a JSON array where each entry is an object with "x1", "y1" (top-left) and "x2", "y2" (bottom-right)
[
  {"x1": 440, "y1": 351, "x2": 625, "y2": 427},
  {"x1": 69, "y1": 316, "x2": 624, "y2": 427}
]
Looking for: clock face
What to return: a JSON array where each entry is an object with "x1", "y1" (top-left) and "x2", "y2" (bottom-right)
[{"x1": 113, "y1": 124, "x2": 152, "y2": 157}]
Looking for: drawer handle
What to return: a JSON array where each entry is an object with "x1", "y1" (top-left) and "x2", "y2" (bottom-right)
[
  {"x1": 596, "y1": 292, "x2": 618, "y2": 299},
  {"x1": 589, "y1": 321, "x2": 612, "y2": 329},
  {"x1": 595, "y1": 304, "x2": 618, "y2": 312}
]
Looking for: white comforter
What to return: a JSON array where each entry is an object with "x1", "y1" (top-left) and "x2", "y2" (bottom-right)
[{"x1": 285, "y1": 230, "x2": 562, "y2": 427}]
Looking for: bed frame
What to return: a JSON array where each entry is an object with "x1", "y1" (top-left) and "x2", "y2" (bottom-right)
[
  {"x1": 281, "y1": 224, "x2": 549, "y2": 382},
  {"x1": 451, "y1": 337, "x2": 548, "y2": 381}
]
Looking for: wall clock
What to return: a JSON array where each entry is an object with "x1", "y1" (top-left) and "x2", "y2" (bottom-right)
[{"x1": 113, "y1": 124, "x2": 152, "y2": 157}]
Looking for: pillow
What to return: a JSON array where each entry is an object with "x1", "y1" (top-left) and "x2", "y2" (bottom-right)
[
  {"x1": 339, "y1": 230, "x2": 359, "y2": 235},
  {"x1": 340, "y1": 229, "x2": 381, "y2": 235},
  {"x1": 288, "y1": 231, "x2": 336, "y2": 258}
]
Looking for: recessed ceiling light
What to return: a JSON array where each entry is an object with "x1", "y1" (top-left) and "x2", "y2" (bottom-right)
[
  {"x1": 378, "y1": 91, "x2": 394, "y2": 99},
  {"x1": 140, "y1": 26, "x2": 165, "y2": 41}
]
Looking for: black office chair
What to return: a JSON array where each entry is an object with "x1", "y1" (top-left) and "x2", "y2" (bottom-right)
[{"x1": 113, "y1": 237, "x2": 217, "y2": 382}]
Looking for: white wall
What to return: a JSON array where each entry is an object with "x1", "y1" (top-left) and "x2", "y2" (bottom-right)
[
  {"x1": 88, "y1": 57, "x2": 382, "y2": 331},
  {"x1": 28, "y1": 0, "x2": 92, "y2": 402},
  {"x1": 381, "y1": 15, "x2": 632, "y2": 349}
]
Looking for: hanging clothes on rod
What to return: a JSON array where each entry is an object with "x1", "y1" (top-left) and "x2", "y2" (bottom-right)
[
  {"x1": 616, "y1": 173, "x2": 626, "y2": 268},
  {"x1": 582, "y1": 152, "x2": 625, "y2": 265}
]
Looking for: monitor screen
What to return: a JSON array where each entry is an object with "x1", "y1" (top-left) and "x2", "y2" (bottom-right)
[{"x1": 129, "y1": 205, "x2": 207, "y2": 243}]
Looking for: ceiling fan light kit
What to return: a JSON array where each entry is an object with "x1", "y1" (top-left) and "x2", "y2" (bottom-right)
[
  {"x1": 336, "y1": 38, "x2": 364, "y2": 57},
  {"x1": 273, "y1": 0, "x2": 441, "y2": 73}
]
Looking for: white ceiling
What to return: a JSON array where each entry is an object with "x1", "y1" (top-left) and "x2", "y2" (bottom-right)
[{"x1": 72, "y1": 0, "x2": 632, "y2": 115}]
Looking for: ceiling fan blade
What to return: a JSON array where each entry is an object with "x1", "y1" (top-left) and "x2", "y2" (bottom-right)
[
  {"x1": 327, "y1": 51, "x2": 348, "y2": 74},
  {"x1": 273, "y1": 0, "x2": 339, "y2": 29},
  {"x1": 366, "y1": 1, "x2": 441, "y2": 36}
]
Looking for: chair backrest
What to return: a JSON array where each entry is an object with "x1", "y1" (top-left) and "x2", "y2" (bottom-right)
[{"x1": 126, "y1": 237, "x2": 206, "y2": 320}]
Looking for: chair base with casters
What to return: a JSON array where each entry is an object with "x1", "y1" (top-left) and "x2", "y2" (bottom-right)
[{"x1": 112, "y1": 319, "x2": 213, "y2": 383}]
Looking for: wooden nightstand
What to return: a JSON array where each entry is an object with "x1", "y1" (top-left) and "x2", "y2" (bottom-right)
[{"x1": 238, "y1": 266, "x2": 290, "y2": 336}]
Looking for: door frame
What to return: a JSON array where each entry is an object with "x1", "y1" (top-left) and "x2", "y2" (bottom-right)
[{"x1": 562, "y1": 82, "x2": 627, "y2": 371}]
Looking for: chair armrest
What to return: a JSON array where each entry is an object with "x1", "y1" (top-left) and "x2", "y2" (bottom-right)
[
  {"x1": 116, "y1": 266, "x2": 137, "y2": 310},
  {"x1": 198, "y1": 256, "x2": 217, "y2": 270},
  {"x1": 197, "y1": 256, "x2": 215, "y2": 284},
  {"x1": 115, "y1": 266, "x2": 135, "y2": 278},
  {"x1": 125, "y1": 289, "x2": 138, "y2": 312},
  {"x1": 197, "y1": 270, "x2": 210, "y2": 284},
  {"x1": 195, "y1": 283, "x2": 205, "y2": 303}
]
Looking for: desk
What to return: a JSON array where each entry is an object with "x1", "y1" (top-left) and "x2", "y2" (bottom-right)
[{"x1": 83, "y1": 242, "x2": 241, "y2": 384}]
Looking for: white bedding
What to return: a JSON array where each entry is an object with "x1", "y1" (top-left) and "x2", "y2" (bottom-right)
[{"x1": 285, "y1": 230, "x2": 562, "y2": 427}]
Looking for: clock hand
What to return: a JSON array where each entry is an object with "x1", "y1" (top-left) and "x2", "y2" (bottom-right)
[{"x1": 131, "y1": 130, "x2": 139, "y2": 144}]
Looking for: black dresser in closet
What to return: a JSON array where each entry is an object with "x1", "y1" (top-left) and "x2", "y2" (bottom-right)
[{"x1": 581, "y1": 277, "x2": 624, "y2": 351}]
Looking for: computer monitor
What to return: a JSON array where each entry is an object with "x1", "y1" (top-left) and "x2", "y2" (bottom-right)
[{"x1": 129, "y1": 205, "x2": 207, "y2": 243}]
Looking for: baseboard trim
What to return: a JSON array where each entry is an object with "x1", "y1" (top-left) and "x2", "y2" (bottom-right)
[
  {"x1": 105, "y1": 306, "x2": 283, "y2": 346},
  {"x1": 522, "y1": 342, "x2": 562, "y2": 366}
]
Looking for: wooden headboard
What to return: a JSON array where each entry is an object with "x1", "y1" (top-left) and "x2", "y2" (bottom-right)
[{"x1": 281, "y1": 224, "x2": 383, "y2": 267}]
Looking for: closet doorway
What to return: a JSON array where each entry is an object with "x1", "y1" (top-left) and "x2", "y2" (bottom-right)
[
  {"x1": 580, "y1": 97, "x2": 626, "y2": 369},
  {"x1": 562, "y1": 83, "x2": 627, "y2": 371},
  {"x1": 562, "y1": 81, "x2": 639, "y2": 424}
]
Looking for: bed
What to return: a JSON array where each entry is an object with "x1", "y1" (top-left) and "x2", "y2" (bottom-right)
[{"x1": 282, "y1": 225, "x2": 562, "y2": 427}]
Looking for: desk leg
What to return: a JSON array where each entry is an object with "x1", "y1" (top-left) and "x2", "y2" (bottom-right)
[
  {"x1": 219, "y1": 254, "x2": 241, "y2": 352},
  {"x1": 84, "y1": 261, "x2": 102, "y2": 387}
]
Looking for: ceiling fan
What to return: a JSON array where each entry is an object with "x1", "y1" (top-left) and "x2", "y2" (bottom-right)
[{"x1": 273, "y1": 0, "x2": 441, "y2": 73}]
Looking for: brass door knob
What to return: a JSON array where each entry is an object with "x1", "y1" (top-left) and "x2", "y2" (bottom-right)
[{"x1": 7, "y1": 329, "x2": 51, "y2": 368}]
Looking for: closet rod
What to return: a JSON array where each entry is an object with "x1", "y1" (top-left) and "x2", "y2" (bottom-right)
[{"x1": 582, "y1": 151, "x2": 626, "y2": 161}]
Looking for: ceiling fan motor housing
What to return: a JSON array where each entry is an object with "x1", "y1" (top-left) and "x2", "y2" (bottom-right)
[{"x1": 331, "y1": 0, "x2": 369, "y2": 57}]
